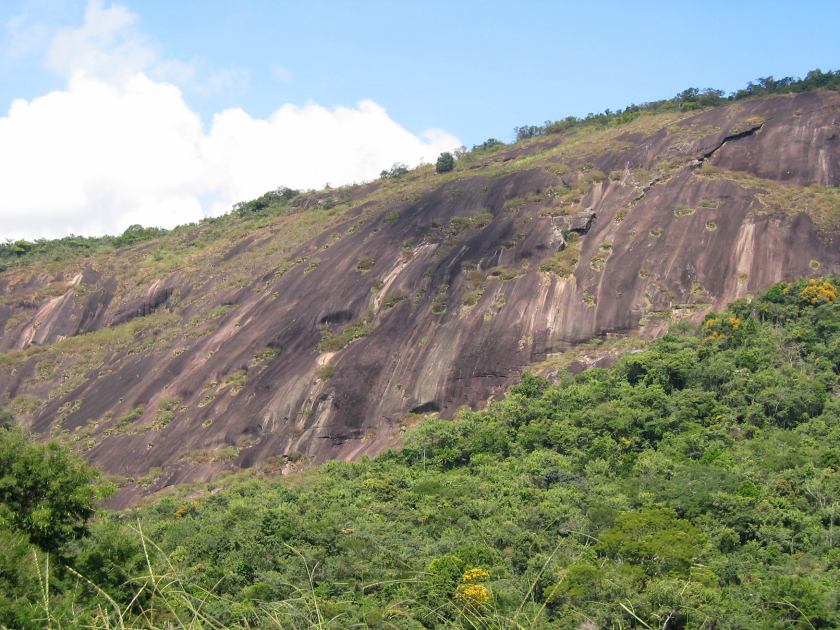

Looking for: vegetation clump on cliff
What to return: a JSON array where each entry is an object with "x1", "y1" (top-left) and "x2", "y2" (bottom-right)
[{"x1": 3, "y1": 278, "x2": 840, "y2": 628}]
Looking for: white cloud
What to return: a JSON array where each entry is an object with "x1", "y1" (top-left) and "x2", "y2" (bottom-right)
[
  {"x1": 3, "y1": 14, "x2": 51, "y2": 60},
  {"x1": 271, "y1": 63, "x2": 291, "y2": 82},
  {"x1": 202, "y1": 99, "x2": 459, "y2": 209},
  {"x1": 45, "y1": 0, "x2": 158, "y2": 83},
  {"x1": 0, "y1": 1, "x2": 461, "y2": 241},
  {"x1": 205, "y1": 66, "x2": 250, "y2": 95},
  {"x1": 0, "y1": 73, "x2": 207, "y2": 238}
]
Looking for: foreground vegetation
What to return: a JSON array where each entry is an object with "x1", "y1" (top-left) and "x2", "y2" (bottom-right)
[{"x1": 2, "y1": 276, "x2": 840, "y2": 628}]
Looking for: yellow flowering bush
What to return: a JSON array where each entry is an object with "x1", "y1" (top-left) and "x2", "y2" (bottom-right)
[
  {"x1": 702, "y1": 316, "x2": 741, "y2": 344},
  {"x1": 801, "y1": 280, "x2": 837, "y2": 306},
  {"x1": 455, "y1": 568, "x2": 490, "y2": 606},
  {"x1": 461, "y1": 568, "x2": 490, "y2": 583}
]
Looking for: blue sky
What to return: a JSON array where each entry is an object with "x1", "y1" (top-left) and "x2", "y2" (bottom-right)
[{"x1": 0, "y1": 0, "x2": 838, "y2": 239}]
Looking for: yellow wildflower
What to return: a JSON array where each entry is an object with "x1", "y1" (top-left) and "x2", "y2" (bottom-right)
[
  {"x1": 456, "y1": 568, "x2": 491, "y2": 606},
  {"x1": 456, "y1": 583, "x2": 490, "y2": 606},
  {"x1": 462, "y1": 568, "x2": 490, "y2": 583},
  {"x1": 801, "y1": 281, "x2": 837, "y2": 305}
]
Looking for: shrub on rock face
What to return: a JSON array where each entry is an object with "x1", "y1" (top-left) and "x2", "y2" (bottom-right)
[
  {"x1": 436, "y1": 152, "x2": 455, "y2": 174},
  {"x1": 380, "y1": 162, "x2": 409, "y2": 179},
  {"x1": 383, "y1": 290, "x2": 408, "y2": 309},
  {"x1": 317, "y1": 364, "x2": 335, "y2": 380},
  {"x1": 472, "y1": 138, "x2": 504, "y2": 152},
  {"x1": 356, "y1": 256, "x2": 375, "y2": 273}
]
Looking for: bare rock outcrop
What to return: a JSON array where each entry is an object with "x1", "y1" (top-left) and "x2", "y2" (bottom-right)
[{"x1": 0, "y1": 92, "x2": 838, "y2": 505}]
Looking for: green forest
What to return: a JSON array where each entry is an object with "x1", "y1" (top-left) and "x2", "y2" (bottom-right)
[{"x1": 4, "y1": 276, "x2": 840, "y2": 629}]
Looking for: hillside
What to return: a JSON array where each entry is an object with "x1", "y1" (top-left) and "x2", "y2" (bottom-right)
[
  {"x1": 1, "y1": 90, "x2": 839, "y2": 503},
  {"x1": 5, "y1": 275, "x2": 840, "y2": 629}
]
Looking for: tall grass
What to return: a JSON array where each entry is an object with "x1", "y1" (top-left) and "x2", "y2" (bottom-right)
[{"x1": 23, "y1": 525, "x2": 567, "y2": 630}]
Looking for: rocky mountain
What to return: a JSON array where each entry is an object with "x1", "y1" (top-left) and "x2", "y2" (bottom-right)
[{"x1": 1, "y1": 91, "x2": 838, "y2": 505}]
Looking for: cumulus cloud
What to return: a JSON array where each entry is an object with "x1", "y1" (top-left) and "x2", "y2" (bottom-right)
[
  {"x1": 3, "y1": 13, "x2": 51, "y2": 60},
  {"x1": 202, "y1": 100, "x2": 459, "y2": 214},
  {"x1": 45, "y1": 0, "x2": 158, "y2": 83},
  {"x1": 0, "y1": 1, "x2": 461, "y2": 240}
]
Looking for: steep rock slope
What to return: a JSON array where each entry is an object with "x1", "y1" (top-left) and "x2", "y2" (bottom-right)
[{"x1": 0, "y1": 92, "x2": 838, "y2": 504}]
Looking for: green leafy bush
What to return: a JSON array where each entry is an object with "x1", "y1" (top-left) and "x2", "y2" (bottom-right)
[
  {"x1": 355, "y1": 256, "x2": 375, "y2": 273},
  {"x1": 382, "y1": 290, "x2": 407, "y2": 309},
  {"x1": 472, "y1": 138, "x2": 505, "y2": 152},
  {"x1": 318, "y1": 309, "x2": 375, "y2": 352},
  {"x1": 436, "y1": 152, "x2": 455, "y2": 173},
  {"x1": 112, "y1": 406, "x2": 144, "y2": 434},
  {"x1": 380, "y1": 162, "x2": 409, "y2": 179},
  {"x1": 462, "y1": 291, "x2": 481, "y2": 306},
  {"x1": 431, "y1": 298, "x2": 447, "y2": 314},
  {"x1": 598, "y1": 508, "x2": 705, "y2": 578},
  {"x1": 0, "y1": 424, "x2": 113, "y2": 553},
  {"x1": 486, "y1": 264, "x2": 528, "y2": 281},
  {"x1": 503, "y1": 198, "x2": 526, "y2": 212},
  {"x1": 316, "y1": 364, "x2": 335, "y2": 380}
]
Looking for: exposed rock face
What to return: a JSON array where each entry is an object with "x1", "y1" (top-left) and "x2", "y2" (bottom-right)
[{"x1": 0, "y1": 92, "x2": 838, "y2": 505}]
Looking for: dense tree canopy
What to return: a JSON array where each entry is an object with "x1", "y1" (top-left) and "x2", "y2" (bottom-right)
[
  {"x1": 5, "y1": 277, "x2": 840, "y2": 629},
  {"x1": 0, "y1": 423, "x2": 113, "y2": 553}
]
